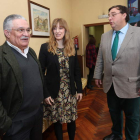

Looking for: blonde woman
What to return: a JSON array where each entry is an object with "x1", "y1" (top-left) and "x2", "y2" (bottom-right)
[{"x1": 39, "y1": 18, "x2": 82, "y2": 140}]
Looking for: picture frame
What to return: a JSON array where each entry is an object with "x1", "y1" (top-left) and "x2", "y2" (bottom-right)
[
  {"x1": 28, "y1": 0, "x2": 50, "y2": 37},
  {"x1": 128, "y1": 0, "x2": 140, "y2": 25}
]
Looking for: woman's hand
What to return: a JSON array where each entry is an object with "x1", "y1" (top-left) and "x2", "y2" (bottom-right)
[
  {"x1": 44, "y1": 97, "x2": 54, "y2": 106},
  {"x1": 77, "y1": 93, "x2": 83, "y2": 102}
]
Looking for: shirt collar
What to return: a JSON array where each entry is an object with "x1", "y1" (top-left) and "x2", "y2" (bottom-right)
[
  {"x1": 6, "y1": 41, "x2": 29, "y2": 58},
  {"x1": 113, "y1": 23, "x2": 129, "y2": 34}
]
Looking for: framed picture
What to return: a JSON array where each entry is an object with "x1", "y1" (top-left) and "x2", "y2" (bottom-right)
[
  {"x1": 128, "y1": 0, "x2": 140, "y2": 25},
  {"x1": 28, "y1": 0, "x2": 50, "y2": 37}
]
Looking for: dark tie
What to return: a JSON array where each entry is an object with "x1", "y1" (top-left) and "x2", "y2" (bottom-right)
[{"x1": 111, "y1": 31, "x2": 120, "y2": 61}]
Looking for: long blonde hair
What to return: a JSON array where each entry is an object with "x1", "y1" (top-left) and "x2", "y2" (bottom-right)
[{"x1": 48, "y1": 18, "x2": 75, "y2": 56}]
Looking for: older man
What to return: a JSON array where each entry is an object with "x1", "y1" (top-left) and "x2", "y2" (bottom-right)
[
  {"x1": 94, "y1": 5, "x2": 140, "y2": 140},
  {"x1": 0, "y1": 14, "x2": 44, "y2": 140}
]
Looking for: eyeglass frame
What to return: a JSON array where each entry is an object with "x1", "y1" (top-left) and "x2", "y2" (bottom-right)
[
  {"x1": 7, "y1": 28, "x2": 32, "y2": 34},
  {"x1": 108, "y1": 12, "x2": 121, "y2": 18}
]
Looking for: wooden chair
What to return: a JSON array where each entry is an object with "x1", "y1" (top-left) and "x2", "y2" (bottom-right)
[{"x1": 81, "y1": 78, "x2": 87, "y2": 95}]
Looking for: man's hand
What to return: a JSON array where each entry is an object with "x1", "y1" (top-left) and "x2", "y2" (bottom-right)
[
  {"x1": 138, "y1": 89, "x2": 140, "y2": 96},
  {"x1": 44, "y1": 97, "x2": 54, "y2": 106},
  {"x1": 95, "y1": 79, "x2": 102, "y2": 88}
]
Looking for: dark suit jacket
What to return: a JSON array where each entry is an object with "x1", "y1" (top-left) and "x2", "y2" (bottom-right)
[
  {"x1": 39, "y1": 43, "x2": 82, "y2": 99},
  {"x1": 0, "y1": 42, "x2": 44, "y2": 135}
]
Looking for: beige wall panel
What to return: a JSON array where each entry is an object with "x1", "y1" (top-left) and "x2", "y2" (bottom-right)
[{"x1": 71, "y1": 0, "x2": 127, "y2": 55}]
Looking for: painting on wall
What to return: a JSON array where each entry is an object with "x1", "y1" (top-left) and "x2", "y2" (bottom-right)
[
  {"x1": 28, "y1": 0, "x2": 50, "y2": 37},
  {"x1": 128, "y1": 0, "x2": 140, "y2": 25}
]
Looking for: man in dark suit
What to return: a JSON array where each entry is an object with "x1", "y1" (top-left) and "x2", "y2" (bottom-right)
[
  {"x1": 0, "y1": 14, "x2": 44, "y2": 140},
  {"x1": 94, "y1": 5, "x2": 140, "y2": 140}
]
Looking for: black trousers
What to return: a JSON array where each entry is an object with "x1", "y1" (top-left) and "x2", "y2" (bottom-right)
[
  {"x1": 87, "y1": 65, "x2": 95, "y2": 86},
  {"x1": 3, "y1": 105, "x2": 43, "y2": 140},
  {"x1": 54, "y1": 121, "x2": 76, "y2": 140},
  {"x1": 107, "y1": 85, "x2": 140, "y2": 140}
]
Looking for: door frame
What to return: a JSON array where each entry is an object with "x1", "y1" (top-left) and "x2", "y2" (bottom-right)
[{"x1": 81, "y1": 22, "x2": 109, "y2": 78}]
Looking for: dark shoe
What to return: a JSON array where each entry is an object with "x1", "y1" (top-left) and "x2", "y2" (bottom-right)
[
  {"x1": 103, "y1": 133, "x2": 122, "y2": 140},
  {"x1": 87, "y1": 85, "x2": 94, "y2": 90}
]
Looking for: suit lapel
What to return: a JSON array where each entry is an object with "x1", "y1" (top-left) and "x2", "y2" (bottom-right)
[
  {"x1": 29, "y1": 48, "x2": 39, "y2": 67},
  {"x1": 114, "y1": 25, "x2": 133, "y2": 62},
  {"x1": 3, "y1": 42, "x2": 23, "y2": 97},
  {"x1": 107, "y1": 30, "x2": 114, "y2": 62}
]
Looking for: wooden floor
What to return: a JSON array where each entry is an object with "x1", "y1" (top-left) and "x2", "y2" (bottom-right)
[{"x1": 43, "y1": 87, "x2": 140, "y2": 140}]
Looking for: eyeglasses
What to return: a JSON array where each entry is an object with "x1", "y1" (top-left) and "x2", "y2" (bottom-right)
[
  {"x1": 108, "y1": 13, "x2": 121, "y2": 18},
  {"x1": 10, "y1": 28, "x2": 32, "y2": 34}
]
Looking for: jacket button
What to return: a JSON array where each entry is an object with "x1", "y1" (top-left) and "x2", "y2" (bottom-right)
[{"x1": 112, "y1": 75, "x2": 114, "y2": 77}]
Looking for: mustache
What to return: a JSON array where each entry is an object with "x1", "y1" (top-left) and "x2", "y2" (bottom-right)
[{"x1": 20, "y1": 36, "x2": 29, "y2": 39}]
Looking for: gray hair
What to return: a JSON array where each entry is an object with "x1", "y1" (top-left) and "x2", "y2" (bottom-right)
[{"x1": 3, "y1": 14, "x2": 26, "y2": 31}]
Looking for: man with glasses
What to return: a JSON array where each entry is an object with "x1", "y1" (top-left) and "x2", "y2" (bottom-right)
[
  {"x1": 94, "y1": 5, "x2": 140, "y2": 140},
  {"x1": 0, "y1": 14, "x2": 44, "y2": 140}
]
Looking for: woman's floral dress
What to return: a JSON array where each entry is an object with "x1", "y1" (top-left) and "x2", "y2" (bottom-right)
[{"x1": 44, "y1": 48, "x2": 78, "y2": 123}]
